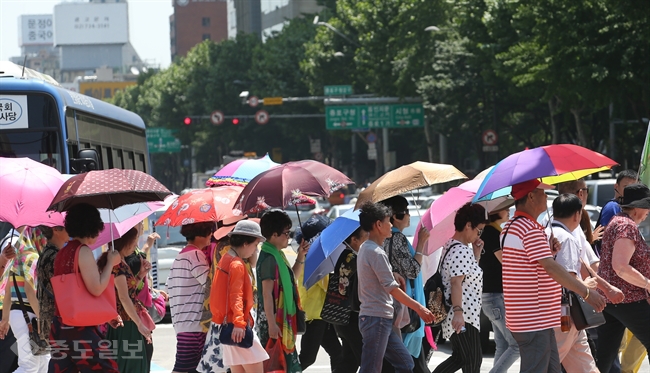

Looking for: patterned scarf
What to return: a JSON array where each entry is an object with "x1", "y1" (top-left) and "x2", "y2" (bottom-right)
[{"x1": 261, "y1": 241, "x2": 299, "y2": 352}]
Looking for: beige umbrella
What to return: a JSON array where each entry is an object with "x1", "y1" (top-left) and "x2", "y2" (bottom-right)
[{"x1": 354, "y1": 161, "x2": 467, "y2": 209}]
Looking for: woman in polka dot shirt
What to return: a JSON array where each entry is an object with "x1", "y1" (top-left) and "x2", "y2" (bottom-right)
[{"x1": 433, "y1": 203, "x2": 487, "y2": 373}]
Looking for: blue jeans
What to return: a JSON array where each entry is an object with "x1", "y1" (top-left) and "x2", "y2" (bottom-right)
[
  {"x1": 359, "y1": 315, "x2": 414, "y2": 373},
  {"x1": 482, "y1": 293, "x2": 520, "y2": 373}
]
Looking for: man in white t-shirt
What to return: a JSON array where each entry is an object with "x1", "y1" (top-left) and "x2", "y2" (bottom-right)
[{"x1": 548, "y1": 194, "x2": 599, "y2": 372}]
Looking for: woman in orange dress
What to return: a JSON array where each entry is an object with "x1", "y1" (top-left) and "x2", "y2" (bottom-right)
[{"x1": 207, "y1": 220, "x2": 268, "y2": 373}]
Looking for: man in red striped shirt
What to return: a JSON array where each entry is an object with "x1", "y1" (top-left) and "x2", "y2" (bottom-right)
[{"x1": 501, "y1": 179, "x2": 606, "y2": 373}]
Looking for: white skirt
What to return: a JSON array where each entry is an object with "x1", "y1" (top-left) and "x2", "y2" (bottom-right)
[{"x1": 221, "y1": 328, "x2": 269, "y2": 366}]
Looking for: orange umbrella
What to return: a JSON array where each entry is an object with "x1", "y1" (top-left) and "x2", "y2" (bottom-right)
[
  {"x1": 355, "y1": 161, "x2": 467, "y2": 208},
  {"x1": 155, "y1": 187, "x2": 243, "y2": 227}
]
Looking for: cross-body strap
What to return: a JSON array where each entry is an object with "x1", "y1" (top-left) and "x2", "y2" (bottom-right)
[
  {"x1": 551, "y1": 222, "x2": 596, "y2": 279},
  {"x1": 217, "y1": 264, "x2": 231, "y2": 325},
  {"x1": 500, "y1": 215, "x2": 526, "y2": 250},
  {"x1": 217, "y1": 257, "x2": 249, "y2": 327},
  {"x1": 438, "y1": 242, "x2": 462, "y2": 274},
  {"x1": 12, "y1": 273, "x2": 33, "y2": 328}
]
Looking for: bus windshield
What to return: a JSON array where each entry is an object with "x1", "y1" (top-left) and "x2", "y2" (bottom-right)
[{"x1": 0, "y1": 93, "x2": 63, "y2": 171}]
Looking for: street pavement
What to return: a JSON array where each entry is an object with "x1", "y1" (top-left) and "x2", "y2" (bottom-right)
[
  {"x1": 152, "y1": 249, "x2": 649, "y2": 373},
  {"x1": 151, "y1": 322, "x2": 650, "y2": 372},
  {"x1": 151, "y1": 322, "x2": 518, "y2": 372}
]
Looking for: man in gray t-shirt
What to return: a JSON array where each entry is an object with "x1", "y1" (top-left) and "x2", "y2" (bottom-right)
[{"x1": 356, "y1": 202, "x2": 434, "y2": 373}]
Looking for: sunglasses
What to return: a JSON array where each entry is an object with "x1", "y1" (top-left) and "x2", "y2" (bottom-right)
[
  {"x1": 576, "y1": 187, "x2": 589, "y2": 194},
  {"x1": 395, "y1": 211, "x2": 410, "y2": 219},
  {"x1": 476, "y1": 228, "x2": 484, "y2": 236}
]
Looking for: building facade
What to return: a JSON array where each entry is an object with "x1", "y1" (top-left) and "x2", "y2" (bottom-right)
[{"x1": 169, "y1": 0, "x2": 228, "y2": 61}]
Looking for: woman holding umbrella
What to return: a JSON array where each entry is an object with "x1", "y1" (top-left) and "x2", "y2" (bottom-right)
[
  {"x1": 167, "y1": 222, "x2": 213, "y2": 373},
  {"x1": 378, "y1": 195, "x2": 430, "y2": 373},
  {"x1": 256, "y1": 210, "x2": 304, "y2": 373},
  {"x1": 98, "y1": 227, "x2": 153, "y2": 372},
  {"x1": 48, "y1": 203, "x2": 122, "y2": 372},
  {"x1": 433, "y1": 202, "x2": 487, "y2": 373}
]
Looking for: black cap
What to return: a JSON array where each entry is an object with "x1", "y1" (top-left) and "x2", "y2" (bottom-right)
[
  {"x1": 295, "y1": 214, "x2": 331, "y2": 244},
  {"x1": 620, "y1": 183, "x2": 650, "y2": 209}
]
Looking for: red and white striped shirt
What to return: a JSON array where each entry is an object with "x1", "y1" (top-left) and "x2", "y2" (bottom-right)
[{"x1": 501, "y1": 211, "x2": 561, "y2": 333}]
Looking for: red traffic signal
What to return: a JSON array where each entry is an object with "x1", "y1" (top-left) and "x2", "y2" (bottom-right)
[
  {"x1": 232, "y1": 118, "x2": 240, "y2": 125},
  {"x1": 183, "y1": 117, "x2": 192, "y2": 126}
]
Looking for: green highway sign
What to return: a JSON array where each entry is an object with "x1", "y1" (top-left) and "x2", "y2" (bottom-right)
[
  {"x1": 326, "y1": 105, "x2": 361, "y2": 129},
  {"x1": 146, "y1": 128, "x2": 181, "y2": 153},
  {"x1": 326, "y1": 103, "x2": 424, "y2": 130},
  {"x1": 324, "y1": 85, "x2": 353, "y2": 96}
]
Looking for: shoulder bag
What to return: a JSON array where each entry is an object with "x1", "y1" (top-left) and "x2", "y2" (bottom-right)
[
  {"x1": 50, "y1": 242, "x2": 117, "y2": 326},
  {"x1": 387, "y1": 233, "x2": 421, "y2": 334},
  {"x1": 12, "y1": 273, "x2": 50, "y2": 355},
  {"x1": 569, "y1": 258, "x2": 606, "y2": 330},
  {"x1": 217, "y1": 261, "x2": 254, "y2": 348},
  {"x1": 424, "y1": 242, "x2": 461, "y2": 326},
  {"x1": 320, "y1": 249, "x2": 354, "y2": 325},
  {"x1": 550, "y1": 222, "x2": 606, "y2": 330}
]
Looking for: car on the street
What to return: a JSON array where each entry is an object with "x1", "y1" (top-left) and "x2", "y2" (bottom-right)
[
  {"x1": 285, "y1": 199, "x2": 327, "y2": 232},
  {"x1": 326, "y1": 204, "x2": 355, "y2": 220}
]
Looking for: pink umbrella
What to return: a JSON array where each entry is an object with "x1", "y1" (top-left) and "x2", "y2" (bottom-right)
[
  {"x1": 415, "y1": 178, "x2": 511, "y2": 255},
  {"x1": 0, "y1": 157, "x2": 66, "y2": 228}
]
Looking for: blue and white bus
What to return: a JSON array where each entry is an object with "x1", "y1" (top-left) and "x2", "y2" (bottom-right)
[
  {"x1": 0, "y1": 69, "x2": 150, "y2": 236},
  {"x1": 0, "y1": 75, "x2": 149, "y2": 174}
]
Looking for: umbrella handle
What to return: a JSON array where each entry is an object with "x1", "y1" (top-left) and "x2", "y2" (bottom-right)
[
  {"x1": 295, "y1": 205, "x2": 303, "y2": 231},
  {"x1": 410, "y1": 190, "x2": 422, "y2": 219}
]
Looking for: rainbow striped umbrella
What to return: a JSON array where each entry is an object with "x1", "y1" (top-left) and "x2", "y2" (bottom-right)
[{"x1": 206, "y1": 154, "x2": 279, "y2": 187}]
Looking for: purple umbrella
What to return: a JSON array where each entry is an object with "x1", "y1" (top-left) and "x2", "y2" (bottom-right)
[{"x1": 236, "y1": 160, "x2": 353, "y2": 224}]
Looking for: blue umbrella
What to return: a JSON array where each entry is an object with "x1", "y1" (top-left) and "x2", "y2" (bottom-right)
[{"x1": 303, "y1": 209, "x2": 360, "y2": 288}]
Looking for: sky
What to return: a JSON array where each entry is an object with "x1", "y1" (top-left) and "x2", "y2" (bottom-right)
[{"x1": 0, "y1": 0, "x2": 174, "y2": 69}]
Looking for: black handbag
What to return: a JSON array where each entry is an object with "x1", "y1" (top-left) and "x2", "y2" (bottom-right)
[
  {"x1": 320, "y1": 248, "x2": 356, "y2": 325},
  {"x1": 12, "y1": 274, "x2": 50, "y2": 355},
  {"x1": 400, "y1": 278, "x2": 421, "y2": 334},
  {"x1": 216, "y1": 265, "x2": 254, "y2": 348},
  {"x1": 296, "y1": 310, "x2": 307, "y2": 335},
  {"x1": 386, "y1": 233, "x2": 421, "y2": 334},
  {"x1": 568, "y1": 259, "x2": 606, "y2": 330}
]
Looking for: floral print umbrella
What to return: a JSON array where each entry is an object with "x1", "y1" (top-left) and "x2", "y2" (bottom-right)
[{"x1": 155, "y1": 186, "x2": 243, "y2": 227}]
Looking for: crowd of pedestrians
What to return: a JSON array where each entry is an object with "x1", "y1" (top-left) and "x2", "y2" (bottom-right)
[{"x1": 0, "y1": 172, "x2": 649, "y2": 373}]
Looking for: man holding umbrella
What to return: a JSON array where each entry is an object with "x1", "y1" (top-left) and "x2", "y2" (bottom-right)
[{"x1": 501, "y1": 179, "x2": 606, "y2": 373}]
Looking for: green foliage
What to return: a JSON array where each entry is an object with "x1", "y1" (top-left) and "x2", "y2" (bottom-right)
[{"x1": 113, "y1": 0, "x2": 648, "y2": 190}]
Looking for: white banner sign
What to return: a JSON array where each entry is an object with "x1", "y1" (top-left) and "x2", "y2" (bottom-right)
[
  {"x1": 0, "y1": 96, "x2": 29, "y2": 130},
  {"x1": 19, "y1": 15, "x2": 54, "y2": 46},
  {"x1": 54, "y1": 3, "x2": 128, "y2": 45}
]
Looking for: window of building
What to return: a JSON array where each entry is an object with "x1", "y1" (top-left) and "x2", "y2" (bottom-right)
[
  {"x1": 202, "y1": 17, "x2": 210, "y2": 27},
  {"x1": 202, "y1": 34, "x2": 211, "y2": 41}
]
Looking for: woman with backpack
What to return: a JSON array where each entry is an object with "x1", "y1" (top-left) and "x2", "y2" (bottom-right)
[{"x1": 433, "y1": 203, "x2": 487, "y2": 373}]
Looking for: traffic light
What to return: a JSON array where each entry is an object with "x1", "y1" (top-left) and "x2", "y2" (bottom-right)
[
  {"x1": 232, "y1": 118, "x2": 240, "y2": 125},
  {"x1": 183, "y1": 117, "x2": 192, "y2": 126}
]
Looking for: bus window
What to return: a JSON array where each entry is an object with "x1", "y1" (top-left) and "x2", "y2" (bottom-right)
[
  {"x1": 100, "y1": 146, "x2": 112, "y2": 170},
  {"x1": 126, "y1": 151, "x2": 135, "y2": 170},
  {"x1": 135, "y1": 153, "x2": 146, "y2": 172},
  {"x1": 0, "y1": 94, "x2": 63, "y2": 171},
  {"x1": 104, "y1": 146, "x2": 114, "y2": 169},
  {"x1": 95, "y1": 145, "x2": 103, "y2": 169},
  {"x1": 115, "y1": 149, "x2": 124, "y2": 169}
]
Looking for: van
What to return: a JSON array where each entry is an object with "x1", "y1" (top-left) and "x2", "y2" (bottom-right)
[
  {"x1": 586, "y1": 178, "x2": 650, "y2": 242},
  {"x1": 585, "y1": 179, "x2": 616, "y2": 208}
]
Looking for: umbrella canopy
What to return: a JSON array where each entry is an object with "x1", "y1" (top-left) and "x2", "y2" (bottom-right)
[
  {"x1": 473, "y1": 144, "x2": 617, "y2": 202},
  {"x1": 155, "y1": 186, "x2": 243, "y2": 227},
  {"x1": 236, "y1": 160, "x2": 353, "y2": 213},
  {"x1": 90, "y1": 201, "x2": 165, "y2": 249},
  {"x1": 355, "y1": 161, "x2": 467, "y2": 208},
  {"x1": 0, "y1": 157, "x2": 67, "y2": 227},
  {"x1": 416, "y1": 178, "x2": 511, "y2": 255},
  {"x1": 48, "y1": 169, "x2": 172, "y2": 212},
  {"x1": 303, "y1": 209, "x2": 360, "y2": 288},
  {"x1": 206, "y1": 154, "x2": 280, "y2": 187}
]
